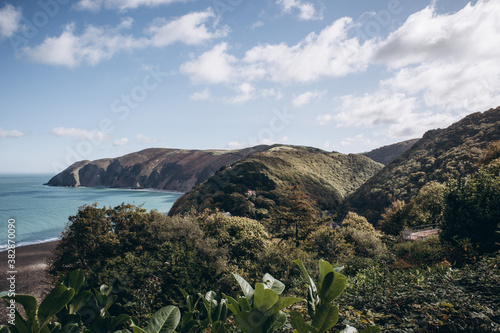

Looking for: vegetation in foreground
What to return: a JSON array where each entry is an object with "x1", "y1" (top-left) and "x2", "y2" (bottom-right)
[{"x1": 2, "y1": 135, "x2": 499, "y2": 331}]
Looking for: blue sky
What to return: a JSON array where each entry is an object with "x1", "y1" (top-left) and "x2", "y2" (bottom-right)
[{"x1": 1, "y1": 0, "x2": 499, "y2": 174}]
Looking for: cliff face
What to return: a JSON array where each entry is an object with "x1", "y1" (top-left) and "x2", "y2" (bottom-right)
[{"x1": 46, "y1": 146, "x2": 271, "y2": 192}]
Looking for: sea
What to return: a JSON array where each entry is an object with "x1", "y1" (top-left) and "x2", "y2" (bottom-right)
[{"x1": 0, "y1": 174, "x2": 183, "y2": 251}]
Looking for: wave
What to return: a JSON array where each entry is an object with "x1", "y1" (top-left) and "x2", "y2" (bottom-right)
[{"x1": 0, "y1": 237, "x2": 60, "y2": 253}]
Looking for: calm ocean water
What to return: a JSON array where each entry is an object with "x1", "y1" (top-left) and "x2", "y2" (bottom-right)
[{"x1": 0, "y1": 174, "x2": 183, "y2": 251}]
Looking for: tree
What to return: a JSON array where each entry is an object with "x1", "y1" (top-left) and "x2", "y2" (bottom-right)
[
  {"x1": 270, "y1": 186, "x2": 320, "y2": 247},
  {"x1": 440, "y1": 164, "x2": 500, "y2": 254}
]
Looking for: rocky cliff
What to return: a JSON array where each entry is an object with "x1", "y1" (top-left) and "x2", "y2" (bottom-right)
[{"x1": 46, "y1": 146, "x2": 271, "y2": 192}]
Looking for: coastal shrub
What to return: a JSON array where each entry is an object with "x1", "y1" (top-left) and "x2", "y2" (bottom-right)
[
  {"x1": 305, "y1": 226, "x2": 354, "y2": 265},
  {"x1": 341, "y1": 213, "x2": 386, "y2": 259},
  {"x1": 197, "y1": 212, "x2": 269, "y2": 264},
  {"x1": 440, "y1": 164, "x2": 500, "y2": 254},
  {"x1": 50, "y1": 205, "x2": 230, "y2": 319},
  {"x1": 378, "y1": 200, "x2": 409, "y2": 236},
  {"x1": 392, "y1": 237, "x2": 446, "y2": 268}
]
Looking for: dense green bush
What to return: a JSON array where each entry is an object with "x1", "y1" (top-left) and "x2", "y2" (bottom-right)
[
  {"x1": 440, "y1": 162, "x2": 500, "y2": 254},
  {"x1": 392, "y1": 237, "x2": 447, "y2": 268},
  {"x1": 50, "y1": 205, "x2": 230, "y2": 319}
]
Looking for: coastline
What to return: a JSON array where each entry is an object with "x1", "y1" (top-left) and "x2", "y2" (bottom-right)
[{"x1": 0, "y1": 240, "x2": 59, "y2": 299}]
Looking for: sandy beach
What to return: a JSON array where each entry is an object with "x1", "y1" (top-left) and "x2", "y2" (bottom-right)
[{"x1": 0, "y1": 241, "x2": 59, "y2": 324}]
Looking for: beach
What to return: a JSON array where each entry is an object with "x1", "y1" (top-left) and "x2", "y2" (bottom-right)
[{"x1": 0, "y1": 241, "x2": 58, "y2": 323}]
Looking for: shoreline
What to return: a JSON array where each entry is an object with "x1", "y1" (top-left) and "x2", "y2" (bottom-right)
[
  {"x1": 0, "y1": 238, "x2": 60, "y2": 253},
  {"x1": 0, "y1": 240, "x2": 59, "y2": 295}
]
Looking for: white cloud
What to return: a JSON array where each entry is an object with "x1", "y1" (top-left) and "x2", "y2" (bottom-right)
[
  {"x1": 372, "y1": 0, "x2": 500, "y2": 112},
  {"x1": 0, "y1": 4, "x2": 22, "y2": 39},
  {"x1": 335, "y1": 91, "x2": 418, "y2": 128},
  {"x1": 147, "y1": 10, "x2": 228, "y2": 47},
  {"x1": 227, "y1": 141, "x2": 243, "y2": 149},
  {"x1": 224, "y1": 83, "x2": 282, "y2": 104},
  {"x1": 52, "y1": 127, "x2": 108, "y2": 141},
  {"x1": 180, "y1": 18, "x2": 373, "y2": 85},
  {"x1": 224, "y1": 83, "x2": 256, "y2": 104},
  {"x1": 136, "y1": 134, "x2": 157, "y2": 144},
  {"x1": 0, "y1": 128, "x2": 24, "y2": 139},
  {"x1": 25, "y1": 21, "x2": 148, "y2": 67},
  {"x1": 316, "y1": 114, "x2": 333, "y2": 126},
  {"x1": 113, "y1": 137, "x2": 129, "y2": 146},
  {"x1": 277, "y1": 0, "x2": 322, "y2": 20},
  {"x1": 180, "y1": 43, "x2": 237, "y2": 84},
  {"x1": 75, "y1": 0, "x2": 188, "y2": 11},
  {"x1": 292, "y1": 90, "x2": 326, "y2": 107},
  {"x1": 25, "y1": 10, "x2": 226, "y2": 67},
  {"x1": 340, "y1": 134, "x2": 378, "y2": 147},
  {"x1": 334, "y1": 91, "x2": 460, "y2": 138},
  {"x1": 241, "y1": 18, "x2": 372, "y2": 83},
  {"x1": 250, "y1": 21, "x2": 264, "y2": 29},
  {"x1": 190, "y1": 88, "x2": 211, "y2": 101}
]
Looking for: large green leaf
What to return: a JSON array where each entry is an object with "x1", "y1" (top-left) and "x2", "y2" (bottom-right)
[
  {"x1": 238, "y1": 296, "x2": 251, "y2": 312},
  {"x1": 38, "y1": 285, "x2": 75, "y2": 328},
  {"x1": 233, "y1": 273, "x2": 255, "y2": 301},
  {"x1": 253, "y1": 283, "x2": 278, "y2": 312},
  {"x1": 262, "y1": 273, "x2": 285, "y2": 295},
  {"x1": 66, "y1": 270, "x2": 85, "y2": 293},
  {"x1": 290, "y1": 312, "x2": 318, "y2": 333},
  {"x1": 263, "y1": 311, "x2": 287, "y2": 333},
  {"x1": 293, "y1": 260, "x2": 319, "y2": 315},
  {"x1": 9, "y1": 294, "x2": 37, "y2": 321},
  {"x1": 311, "y1": 304, "x2": 339, "y2": 333},
  {"x1": 318, "y1": 260, "x2": 334, "y2": 292},
  {"x1": 234, "y1": 309, "x2": 265, "y2": 333},
  {"x1": 224, "y1": 295, "x2": 241, "y2": 315},
  {"x1": 322, "y1": 273, "x2": 346, "y2": 304},
  {"x1": 266, "y1": 297, "x2": 303, "y2": 316},
  {"x1": 68, "y1": 290, "x2": 93, "y2": 314},
  {"x1": 145, "y1": 305, "x2": 181, "y2": 333}
]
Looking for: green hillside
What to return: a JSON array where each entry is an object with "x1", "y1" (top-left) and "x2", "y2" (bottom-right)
[
  {"x1": 169, "y1": 145, "x2": 383, "y2": 219},
  {"x1": 343, "y1": 107, "x2": 500, "y2": 223},
  {"x1": 362, "y1": 138, "x2": 419, "y2": 165}
]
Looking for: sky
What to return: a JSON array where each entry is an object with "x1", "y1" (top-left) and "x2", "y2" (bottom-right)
[{"x1": 0, "y1": 0, "x2": 499, "y2": 174}]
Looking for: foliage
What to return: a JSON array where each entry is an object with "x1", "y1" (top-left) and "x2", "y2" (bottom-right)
[
  {"x1": 196, "y1": 212, "x2": 269, "y2": 265},
  {"x1": 392, "y1": 237, "x2": 447, "y2": 269},
  {"x1": 337, "y1": 253, "x2": 500, "y2": 332},
  {"x1": 50, "y1": 205, "x2": 230, "y2": 320},
  {"x1": 305, "y1": 226, "x2": 355, "y2": 266},
  {"x1": 378, "y1": 200, "x2": 409, "y2": 236},
  {"x1": 340, "y1": 213, "x2": 386, "y2": 260},
  {"x1": 226, "y1": 273, "x2": 303, "y2": 333},
  {"x1": 269, "y1": 186, "x2": 321, "y2": 247},
  {"x1": 344, "y1": 107, "x2": 500, "y2": 223},
  {"x1": 291, "y1": 260, "x2": 379, "y2": 333},
  {"x1": 379, "y1": 181, "x2": 446, "y2": 236},
  {"x1": 169, "y1": 145, "x2": 382, "y2": 219},
  {"x1": 440, "y1": 163, "x2": 500, "y2": 254},
  {"x1": 1, "y1": 261, "x2": 379, "y2": 333}
]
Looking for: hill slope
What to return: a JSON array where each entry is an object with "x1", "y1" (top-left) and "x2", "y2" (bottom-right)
[
  {"x1": 169, "y1": 145, "x2": 383, "y2": 218},
  {"x1": 46, "y1": 146, "x2": 270, "y2": 192},
  {"x1": 344, "y1": 107, "x2": 500, "y2": 223},
  {"x1": 362, "y1": 139, "x2": 419, "y2": 165}
]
